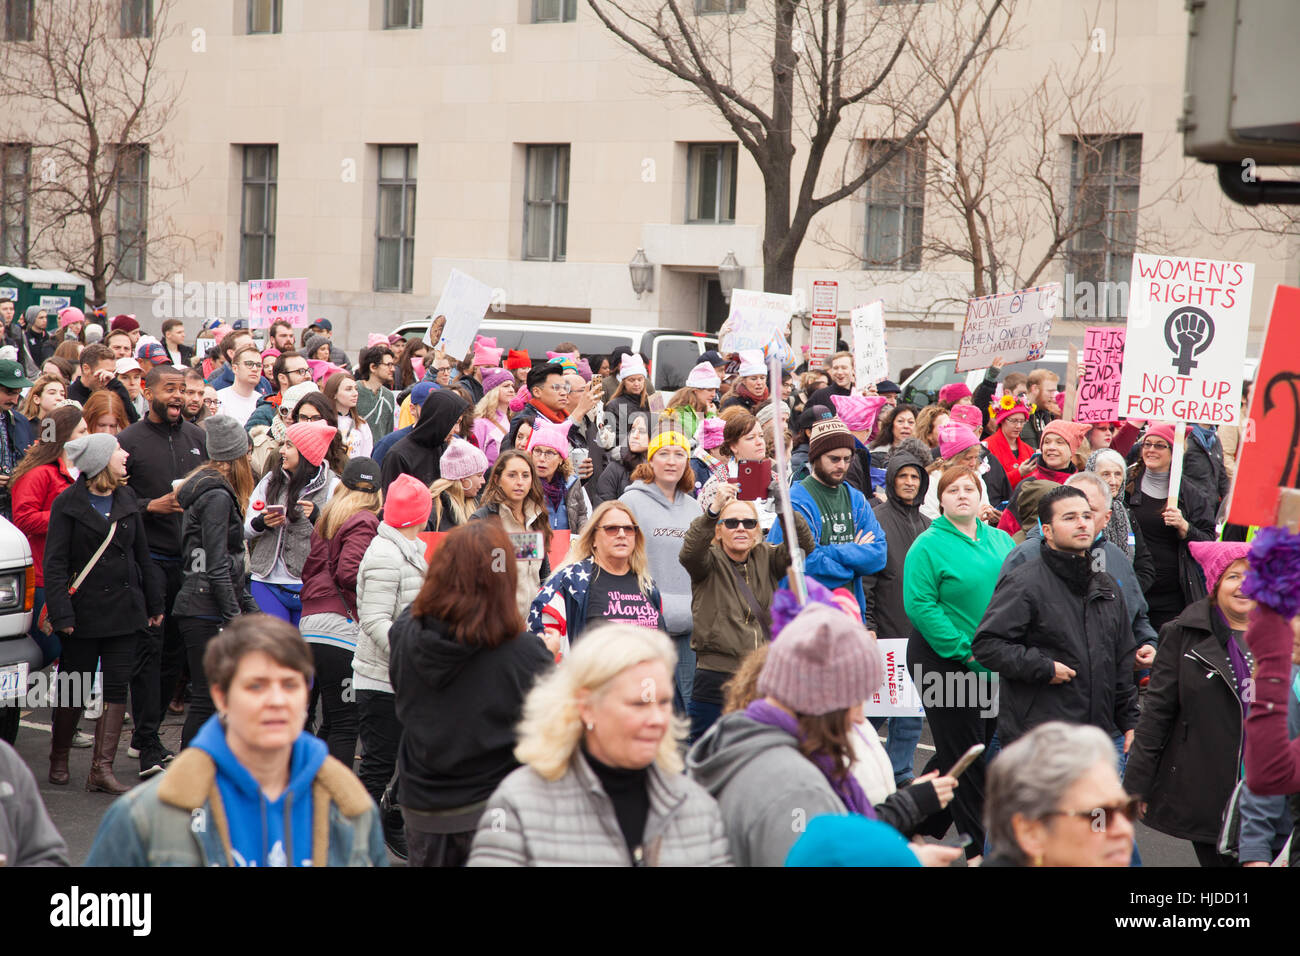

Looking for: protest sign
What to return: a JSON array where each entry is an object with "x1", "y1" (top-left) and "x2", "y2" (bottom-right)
[
  {"x1": 955, "y1": 283, "x2": 1059, "y2": 372},
  {"x1": 850, "y1": 301, "x2": 888, "y2": 386},
  {"x1": 428, "y1": 268, "x2": 494, "y2": 359},
  {"x1": 718, "y1": 289, "x2": 795, "y2": 355},
  {"x1": 863, "y1": 639, "x2": 925, "y2": 718},
  {"x1": 807, "y1": 317, "x2": 837, "y2": 369},
  {"x1": 1076, "y1": 326, "x2": 1126, "y2": 423},
  {"x1": 811, "y1": 280, "x2": 838, "y2": 318},
  {"x1": 248, "y1": 278, "x2": 309, "y2": 329},
  {"x1": 1117, "y1": 254, "x2": 1253, "y2": 426},
  {"x1": 1227, "y1": 285, "x2": 1300, "y2": 527}
]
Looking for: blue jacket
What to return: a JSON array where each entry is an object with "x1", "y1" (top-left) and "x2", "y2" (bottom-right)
[
  {"x1": 767, "y1": 477, "x2": 887, "y2": 620},
  {"x1": 528, "y1": 556, "x2": 664, "y2": 645},
  {"x1": 372, "y1": 424, "x2": 411, "y2": 465},
  {"x1": 1, "y1": 408, "x2": 34, "y2": 463}
]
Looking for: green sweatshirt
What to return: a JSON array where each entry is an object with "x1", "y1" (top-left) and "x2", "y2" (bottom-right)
[{"x1": 903, "y1": 514, "x2": 1015, "y2": 671}]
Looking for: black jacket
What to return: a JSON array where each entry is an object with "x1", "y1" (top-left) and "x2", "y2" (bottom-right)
[
  {"x1": 42, "y1": 477, "x2": 164, "y2": 638},
  {"x1": 117, "y1": 415, "x2": 209, "y2": 558},
  {"x1": 590, "y1": 410, "x2": 649, "y2": 506},
  {"x1": 388, "y1": 608, "x2": 552, "y2": 812},
  {"x1": 1125, "y1": 462, "x2": 1215, "y2": 607},
  {"x1": 844, "y1": 441, "x2": 877, "y2": 500},
  {"x1": 863, "y1": 453, "x2": 930, "y2": 637},
  {"x1": 67, "y1": 378, "x2": 140, "y2": 425},
  {"x1": 380, "y1": 390, "x2": 469, "y2": 492},
  {"x1": 1182, "y1": 429, "x2": 1229, "y2": 513},
  {"x1": 980, "y1": 447, "x2": 1011, "y2": 511},
  {"x1": 171, "y1": 469, "x2": 258, "y2": 622},
  {"x1": 971, "y1": 541, "x2": 1139, "y2": 746},
  {"x1": 1123, "y1": 598, "x2": 1244, "y2": 844}
]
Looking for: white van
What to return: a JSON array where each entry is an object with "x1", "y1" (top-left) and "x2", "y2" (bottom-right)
[
  {"x1": 0, "y1": 515, "x2": 36, "y2": 744},
  {"x1": 390, "y1": 319, "x2": 718, "y2": 393}
]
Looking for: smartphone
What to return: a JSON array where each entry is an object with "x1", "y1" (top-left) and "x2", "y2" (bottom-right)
[
  {"x1": 946, "y1": 743, "x2": 986, "y2": 779},
  {"x1": 509, "y1": 532, "x2": 545, "y2": 562},
  {"x1": 264, "y1": 504, "x2": 286, "y2": 517},
  {"x1": 729, "y1": 459, "x2": 772, "y2": 500}
]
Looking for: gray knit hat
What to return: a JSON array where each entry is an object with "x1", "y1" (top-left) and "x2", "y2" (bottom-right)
[
  {"x1": 203, "y1": 414, "x2": 250, "y2": 462},
  {"x1": 301, "y1": 334, "x2": 331, "y2": 361},
  {"x1": 757, "y1": 602, "x2": 884, "y2": 716},
  {"x1": 65, "y1": 433, "x2": 119, "y2": 478}
]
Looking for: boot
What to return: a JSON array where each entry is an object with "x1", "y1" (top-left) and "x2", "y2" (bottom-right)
[
  {"x1": 86, "y1": 703, "x2": 132, "y2": 795},
  {"x1": 48, "y1": 706, "x2": 83, "y2": 785}
]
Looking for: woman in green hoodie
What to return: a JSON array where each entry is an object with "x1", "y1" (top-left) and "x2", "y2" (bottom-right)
[{"x1": 903, "y1": 463, "x2": 1015, "y2": 862}]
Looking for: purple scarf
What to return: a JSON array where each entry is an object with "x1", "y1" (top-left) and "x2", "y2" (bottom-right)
[
  {"x1": 1219, "y1": 609, "x2": 1253, "y2": 714},
  {"x1": 541, "y1": 473, "x2": 566, "y2": 513},
  {"x1": 744, "y1": 699, "x2": 876, "y2": 819}
]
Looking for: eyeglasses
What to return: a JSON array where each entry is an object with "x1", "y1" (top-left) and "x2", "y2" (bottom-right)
[
  {"x1": 598, "y1": 524, "x2": 637, "y2": 537},
  {"x1": 1141, "y1": 441, "x2": 1170, "y2": 451},
  {"x1": 297, "y1": 411, "x2": 323, "y2": 422},
  {"x1": 721, "y1": 517, "x2": 758, "y2": 530},
  {"x1": 545, "y1": 383, "x2": 571, "y2": 394},
  {"x1": 203, "y1": 398, "x2": 220, "y2": 408},
  {"x1": 238, "y1": 361, "x2": 262, "y2": 370},
  {"x1": 1044, "y1": 795, "x2": 1141, "y2": 830},
  {"x1": 285, "y1": 366, "x2": 311, "y2": 379}
]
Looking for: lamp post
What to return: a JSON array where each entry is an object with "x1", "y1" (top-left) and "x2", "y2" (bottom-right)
[
  {"x1": 718, "y1": 250, "x2": 743, "y2": 302},
  {"x1": 628, "y1": 248, "x2": 654, "y2": 297}
]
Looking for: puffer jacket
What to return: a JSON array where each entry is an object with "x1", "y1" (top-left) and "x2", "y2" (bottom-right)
[
  {"x1": 245, "y1": 463, "x2": 339, "y2": 580},
  {"x1": 354, "y1": 523, "x2": 428, "y2": 689},
  {"x1": 467, "y1": 750, "x2": 731, "y2": 867},
  {"x1": 172, "y1": 469, "x2": 259, "y2": 622}
]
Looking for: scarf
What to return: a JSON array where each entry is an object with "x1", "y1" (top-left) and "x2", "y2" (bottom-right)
[
  {"x1": 1040, "y1": 541, "x2": 1093, "y2": 596},
  {"x1": 541, "y1": 472, "x2": 567, "y2": 512},
  {"x1": 528, "y1": 398, "x2": 568, "y2": 425},
  {"x1": 733, "y1": 381, "x2": 768, "y2": 406},
  {"x1": 743, "y1": 699, "x2": 875, "y2": 818},
  {"x1": 1140, "y1": 467, "x2": 1170, "y2": 501}
]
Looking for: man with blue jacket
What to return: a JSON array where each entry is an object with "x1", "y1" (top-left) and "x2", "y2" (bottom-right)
[{"x1": 768, "y1": 417, "x2": 887, "y2": 622}]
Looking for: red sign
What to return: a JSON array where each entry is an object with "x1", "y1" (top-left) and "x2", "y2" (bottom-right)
[
  {"x1": 812, "y1": 280, "x2": 838, "y2": 319},
  {"x1": 419, "y1": 529, "x2": 571, "y2": 569},
  {"x1": 1226, "y1": 285, "x2": 1299, "y2": 528}
]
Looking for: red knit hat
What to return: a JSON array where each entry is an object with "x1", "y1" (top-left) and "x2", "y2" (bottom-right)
[
  {"x1": 285, "y1": 419, "x2": 337, "y2": 467},
  {"x1": 110, "y1": 313, "x2": 139, "y2": 333},
  {"x1": 505, "y1": 349, "x2": 531, "y2": 370},
  {"x1": 385, "y1": 473, "x2": 432, "y2": 529}
]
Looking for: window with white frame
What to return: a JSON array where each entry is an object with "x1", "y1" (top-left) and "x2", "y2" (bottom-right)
[
  {"x1": 861, "y1": 140, "x2": 925, "y2": 271},
  {"x1": 687, "y1": 143, "x2": 738, "y2": 224},
  {"x1": 524, "y1": 145, "x2": 569, "y2": 262},
  {"x1": 375, "y1": 145, "x2": 417, "y2": 292}
]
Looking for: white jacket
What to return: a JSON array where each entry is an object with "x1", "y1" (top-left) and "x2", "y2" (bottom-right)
[{"x1": 354, "y1": 523, "x2": 427, "y2": 690}]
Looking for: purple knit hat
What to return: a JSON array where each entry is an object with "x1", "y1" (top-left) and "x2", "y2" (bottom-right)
[
  {"x1": 1188, "y1": 541, "x2": 1251, "y2": 592},
  {"x1": 757, "y1": 602, "x2": 884, "y2": 715},
  {"x1": 480, "y1": 367, "x2": 513, "y2": 393},
  {"x1": 440, "y1": 438, "x2": 490, "y2": 481}
]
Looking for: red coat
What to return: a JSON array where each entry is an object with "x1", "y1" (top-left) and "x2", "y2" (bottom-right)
[
  {"x1": 10, "y1": 459, "x2": 74, "y2": 587},
  {"x1": 985, "y1": 429, "x2": 1035, "y2": 493}
]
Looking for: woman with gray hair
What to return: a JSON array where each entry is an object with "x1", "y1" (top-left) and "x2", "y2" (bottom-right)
[
  {"x1": 983, "y1": 721, "x2": 1138, "y2": 867},
  {"x1": 468, "y1": 623, "x2": 730, "y2": 866},
  {"x1": 1087, "y1": 448, "x2": 1155, "y2": 591}
]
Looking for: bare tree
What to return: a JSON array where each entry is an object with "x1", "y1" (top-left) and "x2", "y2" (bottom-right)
[
  {"x1": 0, "y1": 0, "x2": 200, "y2": 304},
  {"x1": 587, "y1": 0, "x2": 1008, "y2": 295}
]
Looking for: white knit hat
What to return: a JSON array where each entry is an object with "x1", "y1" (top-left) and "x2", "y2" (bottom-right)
[
  {"x1": 737, "y1": 350, "x2": 767, "y2": 377},
  {"x1": 617, "y1": 353, "x2": 648, "y2": 382},
  {"x1": 684, "y1": 361, "x2": 721, "y2": 389}
]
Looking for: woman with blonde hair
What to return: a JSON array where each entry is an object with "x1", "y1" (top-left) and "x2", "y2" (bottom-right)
[
  {"x1": 81, "y1": 388, "x2": 130, "y2": 435},
  {"x1": 528, "y1": 499, "x2": 664, "y2": 657},
  {"x1": 19, "y1": 372, "x2": 67, "y2": 422},
  {"x1": 470, "y1": 367, "x2": 517, "y2": 470},
  {"x1": 429, "y1": 438, "x2": 489, "y2": 531},
  {"x1": 468, "y1": 623, "x2": 730, "y2": 866},
  {"x1": 663, "y1": 361, "x2": 720, "y2": 444}
]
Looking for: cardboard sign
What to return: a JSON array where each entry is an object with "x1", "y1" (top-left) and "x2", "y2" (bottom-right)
[
  {"x1": 1076, "y1": 326, "x2": 1126, "y2": 423},
  {"x1": 811, "y1": 280, "x2": 838, "y2": 319},
  {"x1": 718, "y1": 288, "x2": 796, "y2": 355},
  {"x1": 1117, "y1": 254, "x2": 1253, "y2": 425},
  {"x1": 419, "y1": 529, "x2": 571, "y2": 570},
  {"x1": 850, "y1": 301, "x2": 888, "y2": 386},
  {"x1": 428, "y1": 268, "x2": 494, "y2": 358},
  {"x1": 807, "y1": 317, "x2": 837, "y2": 370},
  {"x1": 955, "y1": 283, "x2": 1059, "y2": 373},
  {"x1": 863, "y1": 639, "x2": 925, "y2": 718},
  {"x1": 1227, "y1": 285, "x2": 1300, "y2": 527},
  {"x1": 248, "y1": 278, "x2": 309, "y2": 329}
]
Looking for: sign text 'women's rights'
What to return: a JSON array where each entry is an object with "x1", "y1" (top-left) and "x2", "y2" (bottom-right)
[
  {"x1": 1117, "y1": 254, "x2": 1253, "y2": 426},
  {"x1": 954, "y1": 283, "x2": 1059, "y2": 373}
]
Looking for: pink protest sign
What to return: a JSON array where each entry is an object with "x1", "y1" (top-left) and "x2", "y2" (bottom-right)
[
  {"x1": 248, "y1": 278, "x2": 310, "y2": 329},
  {"x1": 1076, "y1": 326, "x2": 1125, "y2": 423}
]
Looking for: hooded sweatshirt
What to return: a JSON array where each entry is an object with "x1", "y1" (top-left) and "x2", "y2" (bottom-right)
[
  {"x1": 190, "y1": 714, "x2": 327, "y2": 867},
  {"x1": 380, "y1": 390, "x2": 468, "y2": 492},
  {"x1": 618, "y1": 479, "x2": 703, "y2": 635},
  {"x1": 863, "y1": 453, "x2": 930, "y2": 638}
]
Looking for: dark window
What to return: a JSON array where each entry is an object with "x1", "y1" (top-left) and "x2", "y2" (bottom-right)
[
  {"x1": 1066, "y1": 135, "x2": 1141, "y2": 319},
  {"x1": 1, "y1": 143, "x2": 30, "y2": 264},
  {"x1": 4, "y1": 0, "x2": 32, "y2": 41},
  {"x1": 240, "y1": 146, "x2": 277, "y2": 281},
  {"x1": 115, "y1": 145, "x2": 149, "y2": 281},
  {"x1": 384, "y1": 0, "x2": 422, "y2": 29},
  {"x1": 121, "y1": 0, "x2": 151, "y2": 38},
  {"x1": 533, "y1": 0, "x2": 577, "y2": 22},
  {"x1": 524, "y1": 145, "x2": 569, "y2": 262},
  {"x1": 687, "y1": 143, "x2": 738, "y2": 223},
  {"x1": 248, "y1": 0, "x2": 281, "y2": 34},
  {"x1": 375, "y1": 145, "x2": 417, "y2": 293},
  {"x1": 653, "y1": 337, "x2": 707, "y2": 391},
  {"x1": 862, "y1": 139, "x2": 925, "y2": 271},
  {"x1": 696, "y1": 0, "x2": 745, "y2": 12}
]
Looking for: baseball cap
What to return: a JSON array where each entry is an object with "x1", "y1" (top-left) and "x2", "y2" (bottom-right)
[
  {"x1": 311, "y1": 318, "x2": 332, "y2": 332},
  {"x1": 409, "y1": 381, "x2": 435, "y2": 408},
  {"x1": 114, "y1": 357, "x2": 143, "y2": 375},
  {"x1": 0, "y1": 358, "x2": 34, "y2": 390}
]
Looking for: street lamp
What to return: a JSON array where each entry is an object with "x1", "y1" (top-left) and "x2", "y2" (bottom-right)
[
  {"x1": 628, "y1": 248, "x2": 654, "y2": 297},
  {"x1": 718, "y1": 250, "x2": 743, "y2": 302}
]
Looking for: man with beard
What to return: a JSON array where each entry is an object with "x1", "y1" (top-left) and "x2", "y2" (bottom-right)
[
  {"x1": 355, "y1": 344, "x2": 397, "y2": 441},
  {"x1": 181, "y1": 368, "x2": 207, "y2": 422},
  {"x1": 768, "y1": 417, "x2": 887, "y2": 623},
  {"x1": 117, "y1": 366, "x2": 209, "y2": 778}
]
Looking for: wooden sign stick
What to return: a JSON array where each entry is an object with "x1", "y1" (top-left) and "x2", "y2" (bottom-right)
[
  {"x1": 1063, "y1": 344, "x2": 1080, "y2": 423},
  {"x1": 1167, "y1": 421, "x2": 1188, "y2": 511}
]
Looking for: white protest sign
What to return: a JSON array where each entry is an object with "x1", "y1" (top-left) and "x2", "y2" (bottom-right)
[
  {"x1": 718, "y1": 288, "x2": 795, "y2": 355},
  {"x1": 850, "y1": 301, "x2": 888, "y2": 386},
  {"x1": 863, "y1": 639, "x2": 925, "y2": 718},
  {"x1": 955, "y1": 283, "x2": 1059, "y2": 373},
  {"x1": 1117, "y1": 254, "x2": 1253, "y2": 426},
  {"x1": 427, "y1": 268, "x2": 494, "y2": 358},
  {"x1": 811, "y1": 280, "x2": 838, "y2": 318},
  {"x1": 807, "y1": 317, "x2": 837, "y2": 369}
]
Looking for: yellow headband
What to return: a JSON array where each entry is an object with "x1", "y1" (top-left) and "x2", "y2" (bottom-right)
[{"x1": 647, "y1": 430, "x2": 691, "y2": 459}]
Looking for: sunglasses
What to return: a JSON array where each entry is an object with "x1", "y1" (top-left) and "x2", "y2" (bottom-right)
[
  {"x1": 598, "y1": 524, "x2": 637, "y2": 537},
  {"x1": 721, "y1": 517, "x2": 758, "y2": 530},
  {"x1": 1044, "y1": 795, "x2": 1141, "y2": 830}
]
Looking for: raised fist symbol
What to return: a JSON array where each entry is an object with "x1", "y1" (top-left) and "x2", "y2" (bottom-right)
[{"x1": 1165, "y1": 307, "x2": 1214, "y2": 376}]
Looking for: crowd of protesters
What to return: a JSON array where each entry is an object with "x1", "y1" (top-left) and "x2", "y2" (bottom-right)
[{"x1": 0, "y1": 300, "x2": 1293, "y2": 870}]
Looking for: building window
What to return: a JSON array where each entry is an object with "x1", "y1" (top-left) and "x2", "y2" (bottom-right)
[
  {"x1": 383, "y1": 0, "x2": 422, "y2": 29},
  {"x1": 533, "y1": 0, "x2": 576, "y2": 22},
  {"x1": 1066, "y1": 135, "x2": 1141, "y2": 318},
  {"x1": 247, "y1": 0, "x2": 281, "y2": 34},
  {"x1": 686, "y1": 143, "x2": 737, "y2": 224},
  {"x1": 375, "y1": 145, "x2": 417, "y2": 293},
  {"x1": 240, "y1": 146, "x2": 277, "y2": 282},
  {"x1": 696, "y1": 0, "x2": 745, "y2": 12},
  {"x1": 4, "y1": 0, "x2": 33, "y2": 41},
  {"x1": 524, "y1": 145, "x2": 569, "y2": 262},
  {"x1": 1, "y1": 144, "x2": 29, "y2": 264},
  {"x1": 861, "y1": 140, "x2": 925, "y2": 271},
  {"x1": 120, "y1": 0, "x2": 151, "y2": 38},
  {"x1": 115, "y1": 145, "x2": 149, "y2": 281}
]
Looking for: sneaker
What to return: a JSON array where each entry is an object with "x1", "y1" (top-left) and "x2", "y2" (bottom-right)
[
  {"x1": 127, "y1": 745, "x2": 140, "y2": 758},
  {"x1": 72, "y1": 731, "x2": 93, "y2": 748},
  {"x1": 138, "y1": 747, "x2": 167, "y2": 779},
  {"x1": 161, "y1": 748, "x2": 176, "y2": 764}
]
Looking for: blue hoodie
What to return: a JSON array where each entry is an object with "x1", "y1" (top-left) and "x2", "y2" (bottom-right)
[{"x1": 191, "y1": 715, "x2": 328, "y2": 867}]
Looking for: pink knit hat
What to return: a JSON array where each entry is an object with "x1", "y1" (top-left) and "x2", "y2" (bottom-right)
[
  {"x1": 1144, "y1": 422, "x2": 1177, "y2": 448},
  {"x1": 440, "y1": 438, "x2": 490, "y2": 481},
  {"x1": 480, "y1": 367, "x2": 513, "y2": 393},
  {"x1": 385, "y1": 473, "x2": 433, "y2": 529},
  {"x1": 367, "y1": 332, "x2": 390, "y2": 348},
  {"x1": 285, "y1": 419, "x2": 337, "y2": 467},
  {"x1": 949, "y1": 404, "x2": 983, "y2": 431},
  {"x1": 472, "y1": 342, "x2": 503, "y2": 368},
  {"x1": 939, "y1": 382, "x2": 972, "y2": 404},
  {"x1": 1188, "y1": 541, "x2": 1251, "y2": 593},
  {"x1": 938, "y1": 421, "x2": 980, "y2": 459},
  {"x1": 697, "y1": 417, "x2": 726, "y2": 451},
  {"x1": 1039, "y1": 419, "x2": 1092, "y2": 455},
  {"x1": 526, "y1": 419, "x2": 572, "y2": 459},
  {"x1": 58, "y1": 306, "x2": 86, "y2": 328},
  {"x1": 830, "y1": 394, "x2": 888, "y2": 433},
  {"x1": 993, "y1": 403, "x2": 1031, "y2": 430},
  {"x1": 757, "y1": 602, "x2": 883, "y2": 716},
  {"x1": 509, "y1": 386, "x2": 531, "y2": 414}
]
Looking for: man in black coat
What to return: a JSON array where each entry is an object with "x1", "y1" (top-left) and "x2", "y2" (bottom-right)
[
  {"x1": 380, "y1": 389, "x2": 468, "y2": 492},
  {"x1": 501, "y1": 363, "x2": 597, "y2": 484},
  {"x1": 972, "y1": 484, "x2": 1139, "y2": 750},
  {"x1": 1181, "y1": 424, "x2": 1229, "y2": 515}
]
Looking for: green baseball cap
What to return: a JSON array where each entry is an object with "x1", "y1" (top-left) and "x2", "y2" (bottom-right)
[{"x1": 0, "y1": 358, "x2": 34, "y2": 390}]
